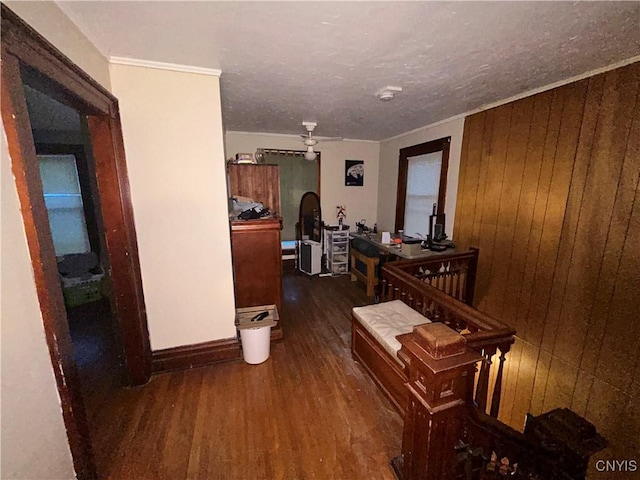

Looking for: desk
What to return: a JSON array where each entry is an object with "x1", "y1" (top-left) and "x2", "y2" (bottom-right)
[{"x1": 349, "y1": 232, "x2": 454, "y2": 260}]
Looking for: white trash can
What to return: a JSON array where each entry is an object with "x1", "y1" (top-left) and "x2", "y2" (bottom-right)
[
  {"x1": 239, "y1": 326, "x2": 272, "y2": 364},
  {"x1": 236, "y1": 305, "x2": 278, "y2": 365}
]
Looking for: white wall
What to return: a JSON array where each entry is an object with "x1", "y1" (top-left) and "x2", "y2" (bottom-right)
[
  {"x1": 225, "y1": 132, "x2": 380, "y2": 228},
  {"x1": 4, "y1": 1, "x2": 111, "y2": 91},
  {"x1": 111, "y1": 64, "x2": 236, "y2": 350},
  {"x1": 377, "y1": 118, "x2": 465, "y2": 238},
  {"x1": 1, "y1": 132, "x2": 75, "y2": 480},
  {"x1": 0, "y1": 3, "x2": 112, "y2": 477}
]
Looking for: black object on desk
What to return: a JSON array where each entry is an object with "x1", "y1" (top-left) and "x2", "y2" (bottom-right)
[
  {"x1": 355, "y1": 221, "x2": 369, "y2": 234},
  {"x1": 402, "y1": 236, "x2": 421, "y2": 244},
  {"x1": 427, "y1": 203, "x2": 455, "y2": 251}
]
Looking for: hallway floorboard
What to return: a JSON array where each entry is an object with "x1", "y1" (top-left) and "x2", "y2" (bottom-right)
[{"x1": 92, "y1": 273, "x2": 402, "y2": 479}]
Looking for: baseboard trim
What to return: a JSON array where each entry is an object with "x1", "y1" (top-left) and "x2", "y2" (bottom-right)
[{"x1": 152, "y1": 337, "x2": 241, "y2": 373}]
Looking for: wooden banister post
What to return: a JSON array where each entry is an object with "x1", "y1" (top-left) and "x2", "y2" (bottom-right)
[
  {"x1": 392, "y1": 323, "x2": 482, "y2": 480},
  {"x1": 489, "y1": 344, "x2": 510, "y2": 418},
  {"x1": 465, "y1": 247, "x2": 479, "y2": 305},
  {"x1": 475, "y1": 345, "x2": 497, "y2": 414}
]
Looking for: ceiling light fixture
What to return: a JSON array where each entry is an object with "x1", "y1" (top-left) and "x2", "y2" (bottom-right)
[
  {"x1": 301, "y1": 121, "x2": 319, "y2": 161},
  {"x1": 376, "y1": 85, "x2": 403, "y2": 101},
  {"x1": 304, "y1": 146, "x2": 317, "y2": 161}
]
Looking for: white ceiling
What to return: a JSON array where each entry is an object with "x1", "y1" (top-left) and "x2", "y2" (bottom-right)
[{"x1": 57, "y1": 1, "x2": 640, "y2": 141}]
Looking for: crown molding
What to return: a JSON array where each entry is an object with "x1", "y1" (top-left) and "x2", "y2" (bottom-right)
[
  {"x1": 382, "y1": 55, "x2": 640, "y2": 143},
  {"x1": 109, "y1": 57, "x2": 221, "y2": 76}
]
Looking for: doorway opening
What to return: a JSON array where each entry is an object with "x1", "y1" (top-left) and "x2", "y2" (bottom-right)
[
  {"x1": 24, "y1": 82, "x2": 125, "y2": 424},
  {"x1": 260, "y1": 148, "x2": 321, "y2": 270},
  {"x1": 2, "y1": 6, "x2": 150, "y2": 478},
  {"x1": 262, "y1": 148, "x2": 321, "y2": 243}
]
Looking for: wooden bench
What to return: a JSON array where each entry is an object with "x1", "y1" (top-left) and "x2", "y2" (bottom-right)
[
  {"x1": 351, "y1": 300, "x2": 431, "y2": 414},
  {"x1": 352, "y1": 250, "x2": 515, "y2": 418}
]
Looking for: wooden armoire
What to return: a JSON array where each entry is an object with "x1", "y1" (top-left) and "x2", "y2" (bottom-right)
[{"x1": 228, "y1": 164, "x2": 283, "y2": 340}]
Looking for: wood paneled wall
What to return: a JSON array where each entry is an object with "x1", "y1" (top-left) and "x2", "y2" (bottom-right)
[{"x1": 454, "y1": 62, "x2": 639, "y2": 463}]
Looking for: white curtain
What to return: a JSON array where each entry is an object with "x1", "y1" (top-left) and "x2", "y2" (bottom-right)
[
  {"x1": 38, "y1": 154, "x2": 90, "y2": 255},
  {"x1": 403, "y1": 151, "x2": 442, "y2": 237}
]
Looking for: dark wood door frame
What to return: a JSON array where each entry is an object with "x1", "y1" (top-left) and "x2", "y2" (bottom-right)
[
  {"x1": 1, "y1": 5, "x2": 151, "y2": 478},
  {"x1": 394, "y1": 136, "x2": 451, "y2": 233}
]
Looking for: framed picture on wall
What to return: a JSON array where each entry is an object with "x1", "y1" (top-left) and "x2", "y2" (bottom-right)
[{"x1": 345, "y1": 160, "x2": 364, "y2": 186}]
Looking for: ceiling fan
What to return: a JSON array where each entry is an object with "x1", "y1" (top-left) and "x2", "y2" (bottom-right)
[{"x1": 300, "y1": 121, "x2": 342, "y2": 161}]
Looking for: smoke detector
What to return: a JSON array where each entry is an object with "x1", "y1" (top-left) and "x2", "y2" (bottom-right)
[{"x1": 376, "y1": 86, "x2": 402, "y2": 101}]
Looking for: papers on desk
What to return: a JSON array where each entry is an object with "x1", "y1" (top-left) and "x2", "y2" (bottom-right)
[{"x1": 381, "y1": 232, "x2": 392, "y2": 244}]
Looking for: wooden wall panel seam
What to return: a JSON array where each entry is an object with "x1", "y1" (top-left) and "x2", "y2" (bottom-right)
[
  {"x1": 537, "y1": 81, "x2": 590, "y2": 357},
  {"x1": 554, "y1": 75, "x2": 608, "y2": 375},
  {"x1": 453, "y1": 117, "x2": 472, "y2": 242},
  {"x1": 502, "y1": 93, "x2": 553, "y2": 333},
  {"x1": 576, "y1": 76, "x2": 640, "y2": 378},
  {"x1": 554, "y1": 69, "x2": 637, "y2": 380},
  {"x1": 580, "y1": 220, "x2": 627, "y2": 384},
  {"x1": 529, "y1": 85, "x2": 589, "y2": 409},
  {"x1": 470, "y1": 110, "x2": 496, "y2": 250},
  {"x1": 511, "y1": 94, "x2": 553, "y2": 336},
  {"x1": 489, "y1": 98, "x2": 535, "y2": 318},
  {"x1": 588, "y1": 77, "x2": 640, "y2": 391},
  {"x1": 550, "y1": 76, "x2": 608, "y2": 380},
  {"x1": 520, "y1": 87, "x2": 566, "y2": 345},
  {"x1": 454, "y1": 115, "x2": 483, "y2": 246},
  {"x1": 475, "y1": 105, "x2": 514, "y2": 311}
]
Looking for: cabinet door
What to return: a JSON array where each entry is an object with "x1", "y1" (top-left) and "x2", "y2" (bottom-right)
[
  {"x1": 228, "y1": 164, "x2": 281, "y2": 214},
  {"x1": 231, "y1": 222, "x2": 282, "y2": 312}
]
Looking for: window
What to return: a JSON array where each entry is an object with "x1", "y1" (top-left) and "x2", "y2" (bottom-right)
[
  {"x1": 38, "y1": 154, "x2": 91, "y2": 255},
  {"x1": 395, "y1": 137, "x2": 450, "y2": 237}
]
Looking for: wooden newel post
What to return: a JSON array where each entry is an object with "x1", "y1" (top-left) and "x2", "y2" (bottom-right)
[{"x1": 392, "y1": 323, "x2": 483, "y2": 480}]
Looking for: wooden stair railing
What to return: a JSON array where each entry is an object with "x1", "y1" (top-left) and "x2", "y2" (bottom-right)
[
  {"x1": 392, "y1": 322, "x2": 483, "y2": 480},
  {"x1": 392, "y1": 323, "x2": 606, "y2": 480},
  {"x1": 381, "y1": 249, "x2": 515, "y2": 418},
  {"x1": 384, "y1": 247, "x2": 479, "y2": 305}
]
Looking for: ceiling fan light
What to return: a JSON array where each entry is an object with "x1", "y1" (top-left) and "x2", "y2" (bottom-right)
[
  {"x1": 301, "y1": 121, "x2": 318, "y2": 160},
  {"x1": 304, "y1": 147, "x2": 317, "y2": 161}
]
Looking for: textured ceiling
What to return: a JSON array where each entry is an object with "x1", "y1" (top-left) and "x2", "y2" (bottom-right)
[{"x1": 57, "y1": 1, "x2": 640, "y2": 141}]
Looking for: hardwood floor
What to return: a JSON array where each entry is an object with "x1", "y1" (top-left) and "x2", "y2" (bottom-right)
[
  {"x1": 90, "y1": 274, "x2": 403, "y2": 479},
  {"x1": 68, "y1": 299, "x2": 125, "y2": 426}
]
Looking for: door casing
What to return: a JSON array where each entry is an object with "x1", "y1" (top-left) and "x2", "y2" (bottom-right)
[{"x1": 1, "y1": 5, "x2": 151, "y2": 478}]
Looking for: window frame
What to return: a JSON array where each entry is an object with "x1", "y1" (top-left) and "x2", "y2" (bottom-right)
[
  {"x1": 38, "y1": 153, "x2": 91, "y2": 255},
  {"x1": 395, "y1": 136, "x2": 450, "y2": 234},
  {"x1": 36, "y1": 144, "x2": 103, "y2": 255}
]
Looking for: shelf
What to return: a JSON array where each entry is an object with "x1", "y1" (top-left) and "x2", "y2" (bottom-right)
[{"x1": 326, "y1": 229, "x2": 350, "y2": 275}]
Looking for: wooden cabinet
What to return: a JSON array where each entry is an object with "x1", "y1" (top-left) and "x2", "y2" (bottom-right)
[
  {"x1": 228, "y1": 164, "x2": 283, "y2": 340},
  {"x1": 228, "y1": 164, "x2": 281, "y2": 214},
  {"x1": 230, "y1": 218, "x2": 283, "y2": 340}
]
